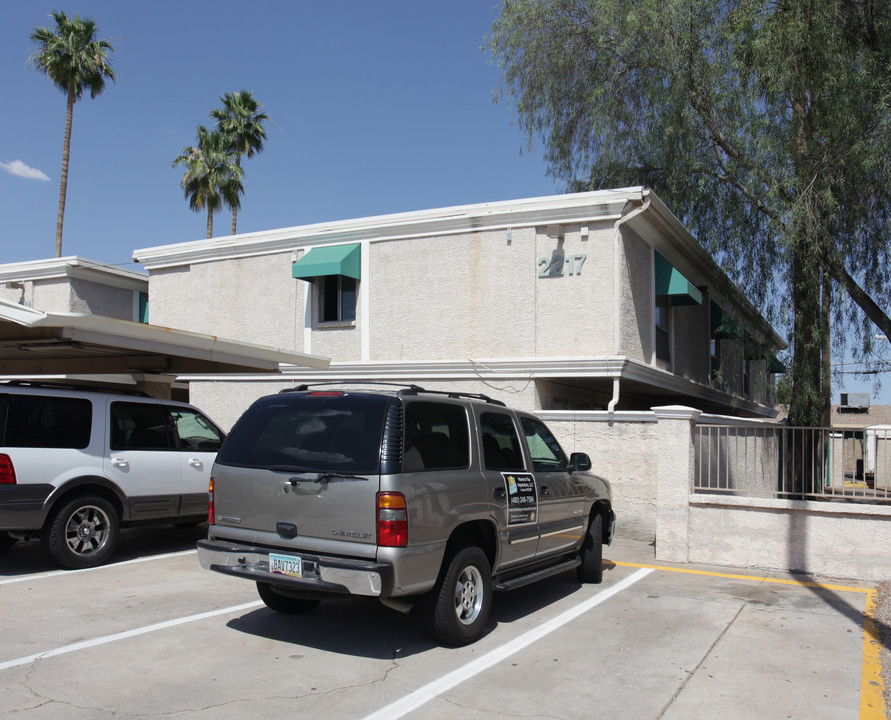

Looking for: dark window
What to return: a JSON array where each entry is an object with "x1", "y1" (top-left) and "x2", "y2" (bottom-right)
[
  {"x1": 480, "y1": 412, "x2": 525, "y2": 471},
  {"x1": 216, "y1": 393, "x2": 389, "y2": 474},
  {"x1": 320, "y1": 275, "x2": 357, "y2": 323},
  {"x1": 403, "y1": 401, "x2": 470, "y2": 472},
  {"x1": 655, "y1": 301, "x2": 671, "y2": 364},
  {"x1": 521, "y1": 417, "x2": 568, "y2": 472},
  {"x1": 168, "y1": 406, "x2": 224, "y2": 451},
  {"x1": 1, "y1": 395, "x2": 92, "y2": 449},
  {"x1": 110, "y1": 402, "x2": 174, "y2": 451}
]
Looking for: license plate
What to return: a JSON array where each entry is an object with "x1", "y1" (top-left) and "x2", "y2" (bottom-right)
[{"x1": 269, "y1": 553, "x2": 302, "y2": 578}]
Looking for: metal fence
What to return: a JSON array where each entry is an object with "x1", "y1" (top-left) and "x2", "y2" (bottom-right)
[{"x1": 693, "y1": 423, "x2": 891, "y2": 503}]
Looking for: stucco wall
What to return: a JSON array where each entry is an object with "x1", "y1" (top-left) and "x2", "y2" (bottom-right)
[
  {"x1": 542, "y1": 413, "x2": 659, "y2": 542},
  {"x1": 688, "y1": 497, "x2": 891, "y2": 581},
  {"x1": 68, "y1": 278, "x2": 134, "y2": 320},
  {"x1": 619, "y1": 228, "x2": 652, "y2": 363},
  {"x1": 148, "y1": 252, "x2": 305, "y2": 349}
]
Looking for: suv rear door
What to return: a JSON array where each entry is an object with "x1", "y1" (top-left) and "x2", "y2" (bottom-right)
[
  {"x1": 105, "y1": 399, "x2": 183, "y2": 519},
  {"x1": 476, "y1": 408, "x2": 539, "y2": 567}
]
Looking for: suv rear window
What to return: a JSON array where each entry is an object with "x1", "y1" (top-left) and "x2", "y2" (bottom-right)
[
  {"x1": 216, "y1": 393, "x2": 390, "y2": 474},
  {"x1": 0, "y1": 394, "x2": 92, "y2": 449}
]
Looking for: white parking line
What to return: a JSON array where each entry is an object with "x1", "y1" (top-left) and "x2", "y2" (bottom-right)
[
  {"x1": 362, "y1": 567, "x2": 654, "y2": 720},
  {"x1": 0, "y1": 600, "x2": 263, "y2": 672},
  {"x1": 0, "y1": 549, "x2": 198, "y2": 585}
]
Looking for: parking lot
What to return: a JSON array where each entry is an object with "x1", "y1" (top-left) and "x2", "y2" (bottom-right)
[{"x1": 0, "y1": 529, "x2": 883, "y2": 720}]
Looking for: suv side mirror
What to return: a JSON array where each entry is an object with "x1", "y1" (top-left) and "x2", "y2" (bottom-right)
[{"x1": 568, "y1": 452, "x2": 591, "y2": 472}]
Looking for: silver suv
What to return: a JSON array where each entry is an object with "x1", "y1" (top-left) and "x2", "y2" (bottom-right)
[
  {"x1": 198, "y1": 385, "x2": 614, "y2": 645},
  {"x1": 0, "y1": 381, "x2": 224, "y2": 568}
]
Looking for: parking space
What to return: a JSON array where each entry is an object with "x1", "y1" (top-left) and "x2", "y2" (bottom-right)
[{"x1": 0, "y1": 534, "x2": 882, "y2": 720}]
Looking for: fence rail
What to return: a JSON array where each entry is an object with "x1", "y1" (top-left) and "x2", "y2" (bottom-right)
[{"x1": 693, "y1": 424, "x2": 891, "y2": 503}]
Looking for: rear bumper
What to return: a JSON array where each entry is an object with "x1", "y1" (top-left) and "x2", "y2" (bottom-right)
[
  {"x1": 196, "y1": 538, "x2": 392, "y2": 597},
  {"x1": 0, "y1": 484, "x2": 53, "y2": 530}
]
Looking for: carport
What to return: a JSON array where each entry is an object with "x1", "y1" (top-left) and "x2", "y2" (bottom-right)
[{"x1": 0, "y1": 298, "x2": 330, "y2": 398}]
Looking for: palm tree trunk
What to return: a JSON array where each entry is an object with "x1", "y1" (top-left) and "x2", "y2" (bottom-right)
[
  {"x1": 206, "y1": 208, "x2": 213, "y2": 239},
  {"x1": 231, "y1": 156, "x2": 241, "y2": 236},
  {"x1": 56, "y1": 88, "x2": 75, "y2": 257}
]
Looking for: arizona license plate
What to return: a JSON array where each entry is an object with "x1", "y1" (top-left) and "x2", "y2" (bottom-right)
[{"x1": 269, "y1": 553, "x2": 302, "y2": 578}]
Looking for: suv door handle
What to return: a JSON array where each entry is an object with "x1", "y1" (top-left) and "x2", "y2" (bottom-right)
[
  {"x1": 111, "y1": 457, "x2": 129, "y2": 468},
  {"x1": 540, "y1": 485, "x2": 550, "y2": 497},
  {"x1": 188, "y1": 458, "x2": 203, "y2": 468},
  {"x1": 493, "y1": 487, "x2": 506, "y2": 499}
]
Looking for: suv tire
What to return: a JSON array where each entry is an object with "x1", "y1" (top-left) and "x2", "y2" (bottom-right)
[
  {"x1": 424, "y1": 545, "x2": 492, "y2": 646},
  {"x1": 576, "y1": 512, "x2": 604, "y2": 584},
  {"x1": 256, "y1": 582, "x2": 321, "y2": 614},
  {"x1": 43, "y1": 496, "x2": 120, "y2": 569}
]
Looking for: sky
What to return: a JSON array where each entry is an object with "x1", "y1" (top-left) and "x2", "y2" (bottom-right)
[
  {"x1": 1, "y1": 1, "x2": 887, "y2": 403},
  {"x1": 1, "y1": 1, "x2": 558, "y2": 265}
]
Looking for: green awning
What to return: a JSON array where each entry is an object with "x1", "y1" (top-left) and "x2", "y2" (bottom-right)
[
  {"x1": 655, "y1": 252, "x2": 702, "y2": 306},
  {"x1": 710, "y1": 301, "x2": 743, "y2": 338},
  {"x1": 292, "y1": 243, "x2": 361, "y2": 282}
]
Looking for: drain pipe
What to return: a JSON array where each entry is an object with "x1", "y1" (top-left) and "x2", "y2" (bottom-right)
[{"x1": 608, "y1": 192, "x2": 652, "y2": 413}]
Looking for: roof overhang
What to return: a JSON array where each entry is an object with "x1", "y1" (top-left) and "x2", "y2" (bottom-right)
[{"x1": 0, "y1": 299, "x2": 330, "y2": 376}]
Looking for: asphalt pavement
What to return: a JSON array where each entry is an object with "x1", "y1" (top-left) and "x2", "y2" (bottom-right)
[{"x1": 0, "y1": 529, "x2": 884, "y2": 719}]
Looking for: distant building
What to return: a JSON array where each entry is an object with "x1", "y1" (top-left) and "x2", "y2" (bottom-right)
[
  {"x1": 0, "y1": 256, "x2": 148, "y2": 323},
  {"x1": 133, "y1": 188, "x2": 786, "y2": 429}
]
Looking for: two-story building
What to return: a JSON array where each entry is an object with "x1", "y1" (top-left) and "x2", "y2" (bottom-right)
[{"x1": 132, "y1": 187, "x2": 785, "y2": 430}]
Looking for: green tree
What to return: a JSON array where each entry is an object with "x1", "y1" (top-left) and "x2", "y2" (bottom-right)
[
  {"x1": 491, "y1": 0, "x2": 891, "y2": 426},
  {"x1": 29, "y1": 11, "x2": 116, "y2": 257},
  {"x1": 210, "y1": 90, "x2": 270, "y2": 235},
  {"x1": 172, "y1": 126, "x2": 243, "y2": 239}
]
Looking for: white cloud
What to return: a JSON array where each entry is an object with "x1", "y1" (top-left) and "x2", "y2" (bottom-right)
[{"x1": 0, "y1": 160, "x2": 51, "y2": 182}]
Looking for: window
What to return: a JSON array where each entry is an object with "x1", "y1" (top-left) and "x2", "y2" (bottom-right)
[
  {"x1": 480, "y1": 412, "x2": 525, "y2": 471},
  {"x1": 110, "y1": 402, "x2": 174, "y2": 451},
  {"x1": 655, "y1": 300, "x2": 671, "y2": 365},
  {"x1": 215, "y1": 393, "x2": 389, "y2": 474},
  {"x1": 319, "y1": 275, "x2": 357, "y2": 323},
  {"x1": 1, "y1": 395, "x2": 92, "y2": 449},
  {"x1": 710, "y1": 337, "x2": 721, "y2": 379},
  {"x1": 168, "y1": 407, "x2": 223, "y2": 451},
  {"x1": 403, "y1": 401, "x2": 470, "y2": 472},
  {"x1": 521, "y1": 417, "x2": 568, "y2": 472}
]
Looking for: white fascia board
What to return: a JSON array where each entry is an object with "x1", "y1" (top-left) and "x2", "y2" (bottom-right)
[
  {"x1": 132, "y1": 188, "x2": 644, "y2": 270},
  {"x1": 0, "y1": 257, "x2": 147, "y2": 290},
  {"x1": 173, "y1": 354, "x2": 773, "y2": 416}
]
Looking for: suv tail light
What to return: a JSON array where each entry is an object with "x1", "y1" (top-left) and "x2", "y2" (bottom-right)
[
  {"x1": 0, "y1": 454, "x2": 16, "y2": 485},
  {"x1": 376, "y1": 492, "x2": 407, "y2": 547},
  {"x1": 208, "y1": 477, "x2": 215, "y2": 525}
]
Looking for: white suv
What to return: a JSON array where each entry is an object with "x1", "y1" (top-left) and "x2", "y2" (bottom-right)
[{"x1": 0, "y1": 382, "x2": 224, "y2": 568}]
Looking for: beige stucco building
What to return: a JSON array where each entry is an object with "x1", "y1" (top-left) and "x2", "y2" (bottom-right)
[
  {"x1": 133, "y1": 187, "x2": 785, "y2": 431},
  {"x1": 0, "y1": 256, "x2": 148, "y2": 323}
]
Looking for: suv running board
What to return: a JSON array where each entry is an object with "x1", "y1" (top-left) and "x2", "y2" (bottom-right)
[{"x1": 493, "y1": 556, "x2": 581, "y2": 592}]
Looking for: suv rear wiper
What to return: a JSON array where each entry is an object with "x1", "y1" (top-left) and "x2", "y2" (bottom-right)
[{"x1": 315, "y1": 472, "x2": 369, "y2": 483}]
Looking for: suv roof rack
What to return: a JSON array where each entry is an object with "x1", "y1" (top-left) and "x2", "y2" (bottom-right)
[
  {"x1": 1, "y1": 380, "x2": 149, "y2": 397},
  {"x1": 280, "y1": 381, "x2": 425, "y2": 394},
  {"x1": 279, "y1": 381, "x2": 506, "y2": 406}
]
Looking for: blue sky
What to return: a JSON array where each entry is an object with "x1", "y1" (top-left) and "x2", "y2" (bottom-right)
[
  {"x1": 1, "y1": 1, "x2": 557, "y2": 266},
  {"x1": 1, "y1": 1, "x2": 887, "y2": 402}
]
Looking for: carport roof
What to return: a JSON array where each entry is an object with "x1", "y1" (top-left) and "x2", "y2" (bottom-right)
[{"x1": 0, "y1": 299, "x2": 330, "y2": 376}]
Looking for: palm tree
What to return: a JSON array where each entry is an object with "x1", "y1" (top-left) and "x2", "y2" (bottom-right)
[
  {"x1": 29, "y1": 11, "x2": 116, "y2": 257},
  {"x1": 172, "y1": 126, "x2": 243, "y2": 239},
  {"x1": 210, "y1": 90, "x2": 270, "y2": 235}
]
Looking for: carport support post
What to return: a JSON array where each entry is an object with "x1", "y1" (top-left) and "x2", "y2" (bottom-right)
[{"x1": 652, "y1": 405, "x2": 701, "y2": 563}]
